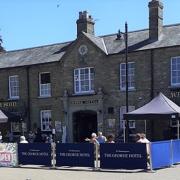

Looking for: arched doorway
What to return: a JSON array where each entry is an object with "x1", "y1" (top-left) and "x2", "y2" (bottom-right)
[{"x1": 73, "y1": 110, "x2": 97, "y2": 142}]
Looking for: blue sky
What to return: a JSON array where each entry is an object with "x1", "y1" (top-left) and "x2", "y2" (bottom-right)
[{"x1": 0, "y1": 0, "x2": 180, "y2": 51}]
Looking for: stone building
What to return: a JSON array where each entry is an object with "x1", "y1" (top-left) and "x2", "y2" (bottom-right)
[{"x1": 0, "y1": 0, "x2": 180, "y2": 142}]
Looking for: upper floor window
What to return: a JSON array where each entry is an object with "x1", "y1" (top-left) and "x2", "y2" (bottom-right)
[
  {"x1": 120, "y1": 62, "x2": 135, "y2": 90},
  {"x1": 9, "y1": 75, "x2": 19, "y2": 99},
  {"x1": 40, "y1": 110, "x2": 52, "y2": 131},
  {"x1": 171, "y1": 57, "x2": 180, "y2": 87},
  {"x1": 74, "y1": 67, "x2": 94, "y2": 94},
  {"x1": 39, "y1": 72, "x2": 51, "y2": 97}
]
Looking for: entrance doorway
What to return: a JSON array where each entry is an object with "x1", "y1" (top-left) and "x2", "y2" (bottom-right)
[{"x1": 73, "y1": 110, "x2": 97, "y2": 142}]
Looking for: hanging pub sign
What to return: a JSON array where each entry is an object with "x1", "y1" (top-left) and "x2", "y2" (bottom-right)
[{"x1": 0, "y1": 143, "x2": 18, "y2": 167}]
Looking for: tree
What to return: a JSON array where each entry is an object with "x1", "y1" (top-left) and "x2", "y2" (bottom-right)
[{"x1": 0, "y1": 35, "x2": 5, "y2": 52}]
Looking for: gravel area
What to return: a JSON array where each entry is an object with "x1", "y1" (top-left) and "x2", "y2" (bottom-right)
[{"x1": 1, "y1": 165, "x2": 180, "y2": 180}]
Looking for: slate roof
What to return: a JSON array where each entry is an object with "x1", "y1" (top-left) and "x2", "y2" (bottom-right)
[
  {"x1": 102, "y1": 23, "x2": 180, "y2": 54},
  {"x1": 0, "y1": 23, "x2": 180, "y2": 69},
  {"x1": 83, "y1": 32, "x2": 108, "y2": 54},
  {"x1": 0, "y1": 42, "x2": 71, "y2": 69}
]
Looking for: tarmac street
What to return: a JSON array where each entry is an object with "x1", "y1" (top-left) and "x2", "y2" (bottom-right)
[{"x1": 1, "y1": 165, "x2": 180, "y2": 180}]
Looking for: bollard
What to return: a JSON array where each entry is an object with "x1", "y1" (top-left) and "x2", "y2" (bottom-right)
[
  {"x1": 95, "y1": 143, "x2": 99, "y2": 170},
  {"x1": 52, "y1": 142, "x2": 56, "y2": 168},
  {"x1": 148, "y1": 142, "x2": 156, "y2": 173},
  {"x1": 170, "y1": 139, "x2": 174, "y2": 167}
]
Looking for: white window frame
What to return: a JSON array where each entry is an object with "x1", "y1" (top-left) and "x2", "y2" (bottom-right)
[
  {"x1": 11, "y1": 122, "x2": 21, "y2": 132},
  {"x1": 171, "y1": 56, "x2": 180, "y2": 87},
  {"x1": 9, "y1": 75, "x2": 19, "y2": 99},
  {"x1": 39, "y1": 72, "x2": 51, "y2": 97},
  {"x1": 74, "y1": 67, "x2": 94, "y2": 94},
  {"x1": 170, "y1": 119, "x2": 178, "y2": 127},
  {"x1": 40, "y1": 110, "x2": 52, "y2": 131},
  {"x1": 120, "y1": 62, "x2": 135, "y2": 91},
  {"x1": 120, "y1": 106, "x2": 136, "y2": 129}
]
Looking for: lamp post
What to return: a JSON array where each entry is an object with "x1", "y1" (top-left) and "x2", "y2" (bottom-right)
[
  {"x1": 125, "y1": 22, "x2": 129, "y2": 142},
  {"x1": 117, "y1": 22, "x2": 129, "y2": 142}
]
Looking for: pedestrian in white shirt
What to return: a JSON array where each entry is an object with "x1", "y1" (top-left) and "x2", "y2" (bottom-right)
[{"x1": 20, "y1": 136, "x2": 28, "y2": 143}]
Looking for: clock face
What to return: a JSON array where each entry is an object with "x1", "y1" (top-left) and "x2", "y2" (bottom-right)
[{"x1": 78, "y1": 45, "x2": 88, "y2": 55}]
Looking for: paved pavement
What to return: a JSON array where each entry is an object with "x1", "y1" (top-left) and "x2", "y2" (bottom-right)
[{"x1": 1, "y1": 165, "x2": 180, "y2": 180}]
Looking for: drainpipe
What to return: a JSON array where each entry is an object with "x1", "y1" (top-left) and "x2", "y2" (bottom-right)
[
  {"x1": 150, "y1": 49, "x2": 154, "y2": 140},
  {"x1": 26, "y1": 66, "x2": 31, "y2": 131},
  {"x1": 150, "y1": 49, "x2": 154, "y2": 99}
]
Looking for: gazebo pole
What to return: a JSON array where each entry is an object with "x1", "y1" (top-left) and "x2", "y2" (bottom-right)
[{"x1": 144, "y1": 120, "x2": 147, "y2": 135}]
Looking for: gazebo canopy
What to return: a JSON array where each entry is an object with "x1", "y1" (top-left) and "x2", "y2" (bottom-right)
[
  {"x1": 124, "y1": 92, "x2": 180, "y2": 120},
  {"x1": 0, "y1": 110, "x2": 8, "y2": 123}
]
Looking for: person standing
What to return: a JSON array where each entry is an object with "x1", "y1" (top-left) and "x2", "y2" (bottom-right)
[
  {"x1": 28, "y1": 131, "x2": 35, "y2": 143},
  {"x1": 106, "y1": 134, "x2": 115, "y2": 143},
  {"x1": 139, "y1": 133, "x2": 150, "y2": 156},
  {"x1": 85, "y1": 133, "x2": 99, "y2": 145},
  {"x1": 136, "y1": 133, "x2": 150, "y2": 165},
  {"x1": 97, "y1": 131, "x2": 106, "y2": 144},
  {"x1": 19, "y1": 136, "x2": 28, "y2": 143},
  {"x1": 0, "y1": 131, "x2": 3, "y2": 143}
]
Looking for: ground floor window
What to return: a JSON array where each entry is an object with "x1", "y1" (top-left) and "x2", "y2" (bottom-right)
[
  {"x1": 11, "y1": 122, "x2": 21, "y2": 132},
  {"x1": 40, "y1": 110, "x2": 52, "y2": 131},
  {"x1": 120, "y1": 106, "x2": 136, "y2": 129},
  {"x1": 170, "y1": 119, "x2": 178, "y2": 127},
  {"x1": 119, "y1": 106, "x2": 136, "y2": 142}
]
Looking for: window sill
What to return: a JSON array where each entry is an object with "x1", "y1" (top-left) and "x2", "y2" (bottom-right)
[
  {"x1": 41, "y1": 130, "x2": 52, "y2": 132},
  {"x1": 38, "y1": 96, "x2": 52, "y2": 99},
  {"x1": 169, "y1": 86, "x2": 180, "y2": 90},
  {"x1": 120, "y1": 88, "x2": 136, "y2": 92},
  {"x1": 8, "y1": 97, "x2": 20, "y2": 100},
  {"x1": 73, "y1": 91, "x2": 95, "y2": 96}
]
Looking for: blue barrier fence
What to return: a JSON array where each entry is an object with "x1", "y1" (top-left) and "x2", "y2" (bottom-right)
[
  {"x1": 172, "y1": 140, "x2": 180, "y2": 164},
  {"x1": 151, "y1": 140, "x2": 172, "y2": 169},
  {"x1": 1, "y1": 140, "x2": 180, "y2": 170},
  {"x1": 100, "y1": 143, "x2": 147, "y2": 169},
  {"x1": 18, "y1": 143, "x2": 51, "y2": 166},
  {"x1": 56, "y1": 143, "x2": 94, "y2": 167}
]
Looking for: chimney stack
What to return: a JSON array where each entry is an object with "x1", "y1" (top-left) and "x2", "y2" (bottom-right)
[
  {"x1": 148, "y1": 0, "x2": 163, "y2": 41},
  {"x1": 76, "y1": 11, "x2": 95, "y2": 37}
]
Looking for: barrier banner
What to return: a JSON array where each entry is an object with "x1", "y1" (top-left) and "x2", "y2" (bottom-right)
[
  {"x1": 56, "y1": 143, "x2": 94, "y2": 167},
  {"x1": 18, "y1": 143, "x2": 51, "y2": 166},
  {"x1": 172, "y1": 140, "x2": 180, "y2": 164},
  {"x1": 0, "y1": 143, "x2": 18, "y2": 167},
  {"x1": 100, "y1": 143, "x2": 147, "y2": 169},
  {"x1": 151, "y1": 141, "x2": 171, "y2": 169}
]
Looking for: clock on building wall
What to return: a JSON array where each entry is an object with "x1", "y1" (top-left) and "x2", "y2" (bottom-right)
[{"x1": 78, "y1": 44, "x2": 88, "y2": 55}]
